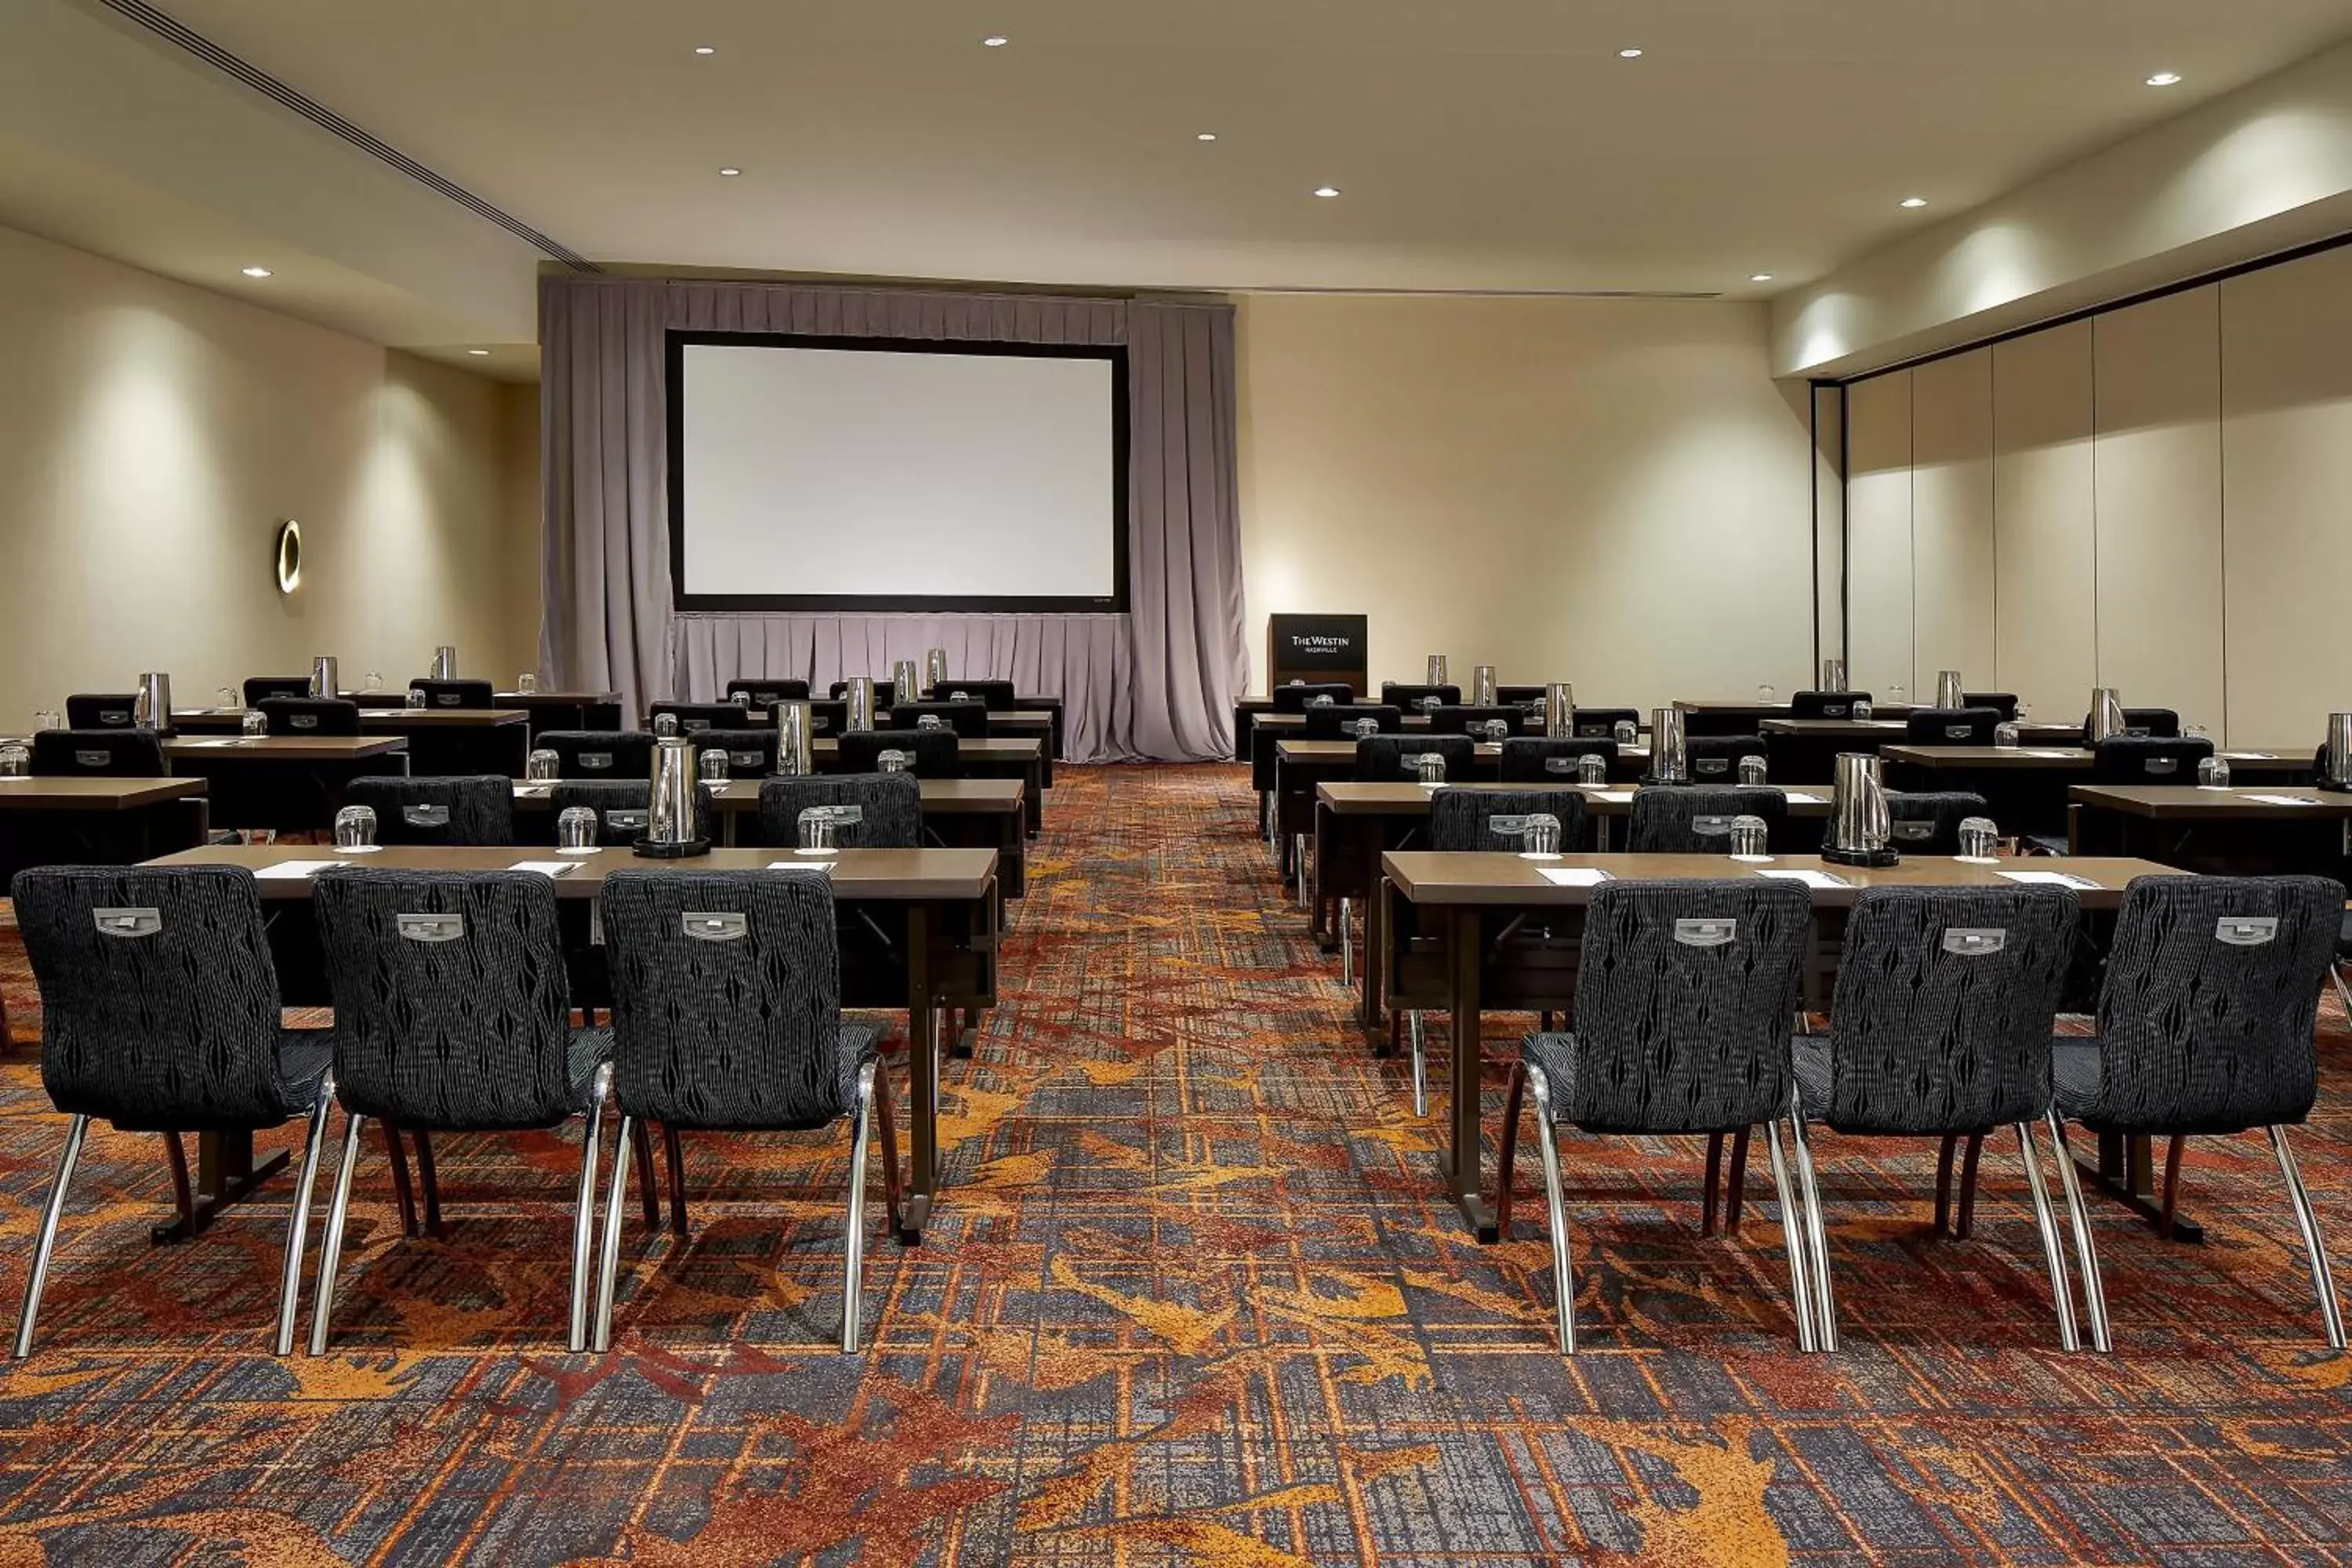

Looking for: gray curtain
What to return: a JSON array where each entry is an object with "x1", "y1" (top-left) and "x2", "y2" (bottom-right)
[{"x1": 538, "y1": 278, "x2": 1245, "y2": 761}]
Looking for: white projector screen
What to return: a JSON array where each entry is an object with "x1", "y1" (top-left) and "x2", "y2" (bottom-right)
[{"x1": 668, "y1": 334, "x2": 1127, "y2": 611}]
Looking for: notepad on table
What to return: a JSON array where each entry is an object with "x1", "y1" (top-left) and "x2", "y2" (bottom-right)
[
  {"x1": 1757, "y1": 869, "x2": 1848, "y2": 890},
  {"x1": 2001, "y1": 869, "x2": 2100, "y2": 889},
  {"x1": 767, "y1": 860, "x2": 834, "y2": 873},
  {"x1": 507, "y1": 860, "x2": 575, "y2": 877},
  {"x1": 256, "y1": 860, "x2": 337, "y2": 880},
  {"x1": 2244, "y1": 794, "x2": 2316, "y2": 807},
  {"x1": 1537, "y1": 867, "x2": 1611, "y2": 887},
  {"x1": 1783, "y1": 791, "x2": 1827, "y2": 804},
  {"x1": 1591, "y1": 790, "x2": 1635, "y2": 804}
]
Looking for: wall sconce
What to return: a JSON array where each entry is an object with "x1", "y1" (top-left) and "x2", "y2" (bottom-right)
[{"x1": 274, "y1": 519, "x2": 303, "y2": 595}]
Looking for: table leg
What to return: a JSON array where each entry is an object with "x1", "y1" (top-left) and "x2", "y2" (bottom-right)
[
  {"x1": 898, "y1": 903, "x2": 937, "y2": 1244},
  {"x1": 1024, "y1": 761, "x2": 1042, "y2": 838},
  {"x1": 2082, "y1": 1131, "x2": 2203, "y2": 1243},
  {"x1": 1359, "y1": 821, "x2": 1386, "y2": 1036},
  {"x1": 154, "y1": 1131, "x2": 289, "y2": 1244},
  {"x1": 1447, "y1": 907, "x2": 1499, "y2": 1242}
]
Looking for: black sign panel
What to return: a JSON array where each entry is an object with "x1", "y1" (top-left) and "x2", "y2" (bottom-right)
[{"x1": 1269, "y1": 612, "x2": 1369, "y2": 691}]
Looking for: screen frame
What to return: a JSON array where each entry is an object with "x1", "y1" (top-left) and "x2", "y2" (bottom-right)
[{"x1": 665, "y1": 329, "x2": 1132, "y2": 614}]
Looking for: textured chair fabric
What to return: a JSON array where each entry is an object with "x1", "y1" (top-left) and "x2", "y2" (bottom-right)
[
  {"x1": 550, "y1": 781, "x2": 717, "y2": 847},
  {"x1": 1271, "y1": 682, "x2": 1356, "y2": 713},
  {"x1": 1962, "y1": 691, "x2": 2020, "y2": 720},
  {"x1": 313, "y1": 869, "x2": 603, "y2": 1131},
  {"x1": 1682, "y1": 735, "x2": 1767, "y2": 781},
  {"x1": 647, "y1": 702, "x2": 764, "y2": 735},
  {"x1": 2090, "y1": 735, "x2": 2213, "y2": 784},
  {"x1": 242, "y1": 677, "x2": 314, "y2": 706},
  {"x1": 1628, "y1": 786, "x2": 1788, "y2": 852},
  {"x1": 409, "y1": 679, "x2": 495, "y2": 710},
  {"x1": 933, "y1": 677, "x2": 1018, "y2": 711},
  {"x1": 1427, "y1": 705, "x2": 1523, "y2": 737},
  {"x1": 1302, "y1": 703, "x2": 1403, "y2": 739},
  {"x1": 1498, "y1": 738, "x2": 1621, "y2": 783},
  {"x1": 1496, "y1": 684, "x2": 1552, "y2": 710},
  {"x1": 1793, "y1": 887, "x2": 2078, "y2": 1135},
  {"x1": 1527, "y1": 879, "x2": 1811, "y2": 1134},
  {"x1": 64, "y1": 694, "x2": 140, "y2": 730},
  {"x1": 30, "y1": 729, "x2": 166, "y2": 778},
  {"x1": 1904, "y1": 707, "x2": 2005, "y2": 746},
  {"x1": 1882, "y1": 791, "x2": 1992, "y2": 855},
  {"x1": 343, "y1": 775, "x2": 517, "y2": 847},
  {"x1": 757, "y1": 774, "x2": 922, "y2": 849},
  {"x1": 839, "y1": 728, "x2": 961, "y2": 778},
  {"x1": 2079, "y1": 706, "x2": 2182, "y2": 742},
  {"x1": 1789, "y1": 691, "x2": 1873, "y2": 720},
  {"x1": 828, "y1": 680, "x2": 901, "y2": 708},
  {"x1": 1570, "y1": 707, "x2": 1641, "y2": 740},
  {"x1": 539, "y1": 730, "x2": 657, "y2": 781},
  {"x1": 11, "y1": 866, "x2": 327, "y2": 1133},
  {"x1": 696, "y1": 730, "x2": 779, "y2": 778},
  {"x1": 1428, "y1": 789, "x2": 1589, "y2": 853},
  {"x1": 1355, "y1": 735, "x2": 1475, "y2": 783},
  {"x1": 2056, "y1": 875, "x2": 2341, "y2": 1134},
  {"x1": 260, "y1": 698, "x2": 362, "y2": 737},
  {"x1": 726, "y1": 678, "x2": 811, "y2": 705},
  {"x1": 600, "y1": 871, "x2": 882, "y2": 1131},
  {"x1": 891, "y1": 699, "x2": 989, "y2": 739},
  {"x1": 1379, "y1": 683, "x2": 1462, "y2": 712}
]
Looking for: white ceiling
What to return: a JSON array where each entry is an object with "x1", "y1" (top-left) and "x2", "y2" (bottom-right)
[{"x1": 5, "y1": 0, "x2": 2352, "y2": 361}]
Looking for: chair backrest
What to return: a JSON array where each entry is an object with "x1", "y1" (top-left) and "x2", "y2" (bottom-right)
[
  {"x1": 1562, "y1": 879, "x2": 1810, "y2": 1133},
  {"x1": 1354, "y1": 734, "x2": 1475, "y2": 782},
  {"x1": 1789, "y1": 690, "x2": 1872, "y2": 720},
  {"x1": 756, "y1": 773, "x2": 922, "y2": 848},
  {"x1": 1882, "y1": 790, "x2": 1991, "y2": 855},
  {"x1": 697, "y1": 729, "x2": 779, "y2": 777},
  {"x1": 1498, "y1": 737, "x2": 1621, "y2": 783},
  {"x1": 1272, "y1": 682, "x2": 1356, "y2": 713},
  {"x1": 64, "y1": 693, "x2": 140, "y2": 730},
  {"x1": 725, "y1": 677, "x2": 811, "y2": 705},
  {"x1": 343, "y1": 775, "x2": 516, "y2": 846},
  {"x1": 1428, "y1": 788, "x2": 1589, "y2": 852},
  {"x1": 539, "y1": 729, "x2": 656, "y2": 780},
  {"x1": 1495, "y1": 684, "x2": 1550, "y2": 710},
  {"x1": 1302, "y1": 703, "x2": 1402, "y2": 739},
  {"x1": 10, "y1": 866, "x2": 289, "y2": 1131},
  {"x1": 2090, "y1": 735, "x2": 2213, "y2": 784},
  {"x1": 31, "y1": 729, "x2": 166, "y2": 778},
  {"x1": 1426, "y1": 704, "x2": 1523, "y2": 736},
  {"x1": 647, "y1": 701, "x2": 763, "y2": 735},
  {"x1": 1628, "y1": 786, "x2": 1788, "y2": 852},
  {"x1": 260, "y1": 697, "x2": 362, "y2": 737},
  {"x1": 1821, "y1": 887, "x2": 2078, "y2": 1134},
  {"x1": 2085, "y1": 874, "x2": 2342, "y2": 1132},
  {"x1": 1962, "y1": 691, "x2": 2019, "y2": 720},
  {"x1": 828, "y1": 679, "x2": 901, "y2": 708},
  {"x1": 243, "y1": 676, "x2": 313, "y2": 706},
  {"x1": 933, "y1": 677, "x2": 1017, "y2": 711},
  {"x1": 313, "y1": 869, "x2": 579, "y2": 1129},
  {"x1": 409, "y1": 678, "x2": 495, "y2": 710},
  {"x1": 838, "y1": 728, "x2": 961, "y2": 777},
  {"x1": 891, "y1": 699, "x2": 989, "y2": 739},
  {"x1": 1570, "y1": 706, "x2": 1640, "y2": 740},
  {"x1": 2080, "y1": 706, "x2": 2182, "y2": 742},
  {"x1": 1379, "y1": 682, "x2": 1461, "y2": 713},
  {"x1": 1904, "y1": 706, "x2": 2004, "y2": 746},
  {"x1": 601, "y1": 870, "x2": 852, "y2": 1130},
  {"x1": 1682, "y1": 735, "x2": 1766, "y2": 782}
]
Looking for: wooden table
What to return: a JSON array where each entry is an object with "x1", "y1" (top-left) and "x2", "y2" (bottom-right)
[
  {"x1": 0, "y1": 776, "x2": 212, "y2": 882},
  {"x1": 1011, "y1": 696, "x2": 1065, "y2": 764},
  {"x1": 164, "y1": 735, "x2": 409, "y2": 832},
  {"x1": 143, "y1": 842, "x2": 1000, "y2": 1243},
  {"x1": 494, "y1": 691, "x2": 626, "y2": 737},
  {"x1": 812, "y1": 738, "x2": 1046, "y2": 838},
  {"x1": 1882, "y1": 744, "x2": 2311, "y2": 837},
  {"x1": 1378, "y1": 850, "x2": 2181, "y2": 1241},
  {"x1": 1759, "y1": 717, "x2": 1909, "y2": 782},
  {"x1": 1678, "y1": 700, "x2": 1917, "y2": 736},
  {"x1": 2068, "y1": 784, "x2": 2352, "y2": 878},
  {"x1": 173, "y1": 708, "x2": 531, "y2": 778}
]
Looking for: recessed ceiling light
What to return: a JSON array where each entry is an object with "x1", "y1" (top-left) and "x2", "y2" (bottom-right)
[
  {"x1": 692, "y1": 45, "x2": 716, "y2": 56},
  {"x1": 1618, "y1": 47, "x2": 1643, "y2": 58},
  {"x1": 2146, "y1": 71, "x2": 2182, "y2": 86},
  {"x1": 1750, "y1": 274, "x2": 1775, "y2": 283},
  {"x1": 1899, "y1": 196, "x2": 1928, "y2": 209},
  {"x1": 982, "y1": 34, "x2": 1007, "y2": 47},
  {"x1": 466, "y1": 348, "x2": 491, "y2": 356},
  {"x1": 1312, "y1": 185, "x2": 1341, "y2": 198},
  {"x1": 241, "y1": 266, "x2": 272, "y2": 278},
  {"x1": 718, "y1": 166, "x2": 742, "y2": 176},
  {"x1": 1196, "y1": 132, "x2": 1218, "y2": 142}
]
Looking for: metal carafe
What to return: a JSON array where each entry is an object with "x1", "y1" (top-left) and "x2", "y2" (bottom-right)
[
  {"x1": 430, "y1": 645, "x2": 459, "y2": 681},
  {"x1": 2323, "y1": 713, "x2": 2352, "y2": 792},
  {"x1": 1936, "y1": 670, "x2": 1965, "y2": 709},
  {"x1": 1820, "y1": 658, "x2": 1847, "y2": 691},
  {"x1": 1427, "y1": 655, "x2": 1450, "y2": 688},
  {"x1": 925, "y1": 648, "x2": 949, "y2": 693},
  {"x1": 1544, "y1": 683, "x2": 1574, "y2": 739},
  {"x1": 775, "y1": 699, "x2": 815, "y2": 777},
  {"x1": 636, "y1": 736, "x2": 709, "y2": 856},
  {"x1": 309, "y1": 655, "x2": 339, "y2": 699},
  {"x1": 1823, "y1": 752, "x2": 1898, "y2": 866},
  {"x1": 1650, "y1": 706, "x2": 1689, "y2": 783},
  {"x1": 2089, "y1": 687, "x2": 2127, "y2": 742},
  {"x1": 846, "y1": 677, "x2": 877, "y2": 732},
  {"x1": 892, "y1": 659, "x2": 920, "y2": 713},
  {"x1": 133, "y1": 672, "x2": 172, "y2": 731},
  {"x1": 1472, "y1": 665, "x2": 1497, "y2": 706}
]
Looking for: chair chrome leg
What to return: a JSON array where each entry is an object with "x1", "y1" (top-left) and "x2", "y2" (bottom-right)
[
  {"x1": 274, "y1": 1075, "x2": 337, "y2": 1357},
  {"x1": 843, "y1": 1061, "x2": 879, "y2": 1353},
  {"x1": 1340, "y1": 897, "x2": 1353, "y2": 987},
  {"x1": 1764, "y1": 1121, "x2": 1820, "y2": 1354},
  {"x1": 1294, "y1": 836, "x2": 1308, "y2": 909},
  {"x1": 308, "y1": 1111, "x2": 368, "y2": 1356},
  {"x1": 1525, "y1": 1065, "x2": 1576, "y2": 1355},
  {"x1": 12, "y1": 1114, "x2": 89, "y2": 1359},
  {"x1": 2013, "y1": 1121, "x2": 2081, "y2": 1353},
  {"x1": 2330, "y1": 962, "x2": 2352, "y2": 1024},
  {"x1": 1782, "y1": 1089, "x2": 1834, "y2": 1352},
  {"x1": 593, "y1": 1113, "x2": 636, "y2": 1353},
  {"x1": 2269, "y1": 1124, "x2": 2346, "y2": 1350},
  {"x1": 2044, "y1": 1112, "x2": 2111, "y2": 1352},
  {"x1": 1407, "y1": 1011, "x2": 1428, "y2": 1117},
  {"x1": 568, "y1": 1062, "x2": 613, "y2": 1354}
]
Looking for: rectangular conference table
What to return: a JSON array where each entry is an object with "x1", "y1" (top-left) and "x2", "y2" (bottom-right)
[
  {"x1": 1677, "y1": 699, "x2": 1918, "y2": 737},
  {"x1": 173, "y1": 707, "x2": 530, "y2": 777},
  {"x1": 143, "y1": 842, "x2": 1000, "y2": 1244},
  {"x1": 2067, "y1": 784, "x2": 2352, "y2": 877},
  {"x1": 495, "y1": 691, "x2": 626, "y2": 738},
  {"x1": 164, "y1": 735, "x2": 411, "y2": 832},
  {"x1": 1379, "y1": 850, "x2": 2183, "y2": 1242},
  {"x1": 1881, "y1": 744, "x2": 2313, "y2": 837},
  {"x1": 0, "y1": 776, "x2": 212, "y2": 883}
]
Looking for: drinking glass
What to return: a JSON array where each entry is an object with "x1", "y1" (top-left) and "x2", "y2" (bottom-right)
[
  {"x1": 215, "y1": 685, "x2": 235, "y2": 711},
  {"x1": 1577, "y1": 753, "x2": 1606, "y2": 785},
  {"x1": 1482, "y1": 719, "x2": 1510, "y2": 742},
  {"x1": 34, "y1": 710, "x2": 60, "y2": 733},
  {"x1": 1729, "y1": 816, "x2": 1769, "y2": 858},
  {"x1": 1993, "y1": 722, "x2": 2021, "y2": 749},
  {"x1": 557, "y1": 806, "x2": 599, "y2": 851},
  {"x1": 2198, "y1": 756, "x2": 2232, "y2": 787},
  {"x1": 0, "y1": 744, "x2": 29, "y2": 777},
  {"x1": 653, "y1": 713, "x2": 679, "y2": 737},
  {"x1": 526, "y1": 749, "x2": 560, "y2": 781},
  {"x1": 332, "y1": 804, "x2": 379, "y2": 851},
  {"x1": 405, "y1": 688, "x2": 426, "y2": 710},
  {"x1": 241, "y1": 710, "x2": 270, "y2": 736},
  {"x1": 877, "y1": 750, "x2": 913, "y2": 774},
  {"x1": 1413, "y1": 753, "x2": 1446, "y2": 786},
  {"x1": 1757, "y1": 684, "x2": 1777, "y2": 704},
  {"x1": 1521, "y1": 814, "x2": 1563, "y2": 855},
  {"x1": 1957, "y1": 817, "x2": 1999, "y2": 861},
  {"x1": 517, "y1": 673, "x2": 539, "y2": 695},
  {"x1": 1851, "y1": 700, "x2": 1873, "y2": 720},
  {"x1": 364, "y1": 671, "x2": 385, "y2": 692},
  {"x1": 697, "y1": 748, "x2": 729, "y2": 782},
  {"x1": 1612, "y1": 720, "x2": 1636, "y2": 744},
  {"x1": 1738, "y1": 754, "x2": 1767, "y2": 785}
]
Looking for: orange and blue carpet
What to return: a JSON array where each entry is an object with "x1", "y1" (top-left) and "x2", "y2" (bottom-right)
[{"x1": 2, "y1": 763, "x2": 2350, "y2": 1563}]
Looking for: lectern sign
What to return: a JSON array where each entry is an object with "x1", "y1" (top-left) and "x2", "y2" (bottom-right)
[{"x1": 1268, "y1": 613, "x2": 1368, "y2": 695}]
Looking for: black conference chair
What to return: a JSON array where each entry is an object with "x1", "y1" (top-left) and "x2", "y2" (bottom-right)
[
  {"x1": 806, "y1": 699, "x2": 851, "y2": 738},
  {"x1": 2089, "y1": 735, "x2": 2212, "y2": 784},
  {"x1": 1380, "y1": 683, "x2": 1461, "y2": 713},
  {"x1": 590, "y1": 871, "x2": 899, "y2": 1353},
  {"x1": 64, "y1": 694, "x2": 139, "y2": 731},
  {"x1": 725, "y1": 678, "x2": 811, "y2": 706},
  {"x1": 1427, "y1": 705, "x2": 1522, "y2": 738},
  {"x1": 1790, "y1": 886, "x2": 2092, "y2": 1352},
  {"x1": 1882, "y1": 790, "x2": 1992, "y2": 855},
  {"x1": 31, "y1": 730, "x2": 165, "y2": 779},
  {"x1": 1271, "y1": 682, "x2": 1356, "y2": 713},
  {"x1": 1905, "y1": 708, "x2": 2005, "y2": 746},
  {"x1": 1964, "y1": 691, "x2": 2020, "y2": 720},
  {"x1": 1683, "y1": 735, "x2": 1766, "y2": 782},
  {"x1": 648, "y1": 701, "x2": 763, "y2": 736},
  {"x1": 1496, "y1": 684, "x2": 1551, "y2": 711},
  {"x1": 409, "y1": 679, "x2": 495, "y2": 710},
  {"x1": 828, "y1": 680, "x2": 901, "y2": 709},
  {"x1": 260, "y1": 698, "x2": 362, "y2": 737},
  {"x1": 933, "y1": 678, "x2": 1017, "y2": 712},
  {"x1": 343, "y1": 775, "x2": 515, "y2": 846},
  {"x1": 308, "y1": 869, "x2": 615, "y2": 1355},
  {"x1": 2053, "y1": 874, "x2": 2347, "y2": 1348},
  {"x1": 539, "y1": 730, "x2": 657, "y2": 781},
  {"x1": 1628, "y1": 786, "x2": 1788, "y2": 852},
  {"x1": 9, "y1": 866, "x2": 336, "y2": 1358},
  {"x1": 2079, "y1": 707, "x2": 2181, "y2": 742},
  {"x1": 692, "y1": 730, "x2": 779, "y2": 779},
  {"x1": 1496, "y1": 879, "x2": 1819, "y2": 1352},
  {"x1": 1789, "y1": 691, "x2": 1873, "y2": 720},
  {"x1": 757, "y1": 774, "x2": 921, "y2": 850},
  {"x1": 891, "y1": 699, "x2": 989, "y2": 739},
  {"x1": 1355, "y1": 735, "x2": 1475, "y2": 783},
  {"x1": 1571, "y1": 707, "x2": 1642, "y2": 741},
  {"x1": 1302, "y1": 703, "x2": 1403, "y2": 739},
  {"x1": 839, "y1": 728, "x2": 960, "y2": 778},
  {"x1": 244, "y1": 677, "x2": 314, "y2": 706},
  {"x1": 1498, "y1": 738, "x2": 1628, "y2": 784}
]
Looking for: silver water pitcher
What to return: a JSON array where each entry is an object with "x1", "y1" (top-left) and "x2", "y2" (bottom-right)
[
  {"x1": 2323, "y1": 713, "x2": 2352, "y2": 793},
  {"x1": 697, "y1": 747, "x2": 730, "y2": 782},
  {"x1": 1936, "y1": 670, "x2": 1965, "y2": 709},
  {"x1": 1823, "y1": 752, "x2": 1898, "y2": 866},
  {"x1": 1427, "y1": 655, "x2": 1450, "y2": 688},
  {"x1": 1650, "y1": 706, "x2": 1690, "y2": 783},
  {"x1": 332, "y1": 804, "x2": 379, "y2": 851},
  {"x1": 430, "y1": 644, "x2": 459, "y2": 681},
  {"x1": 1738, "y1": 753, "x2": 1767, "y2": 785},
  {"x1": 1472, "y1": 665, "x2": 1497, "y2": 706},
  {"x1": 925, "y1": 647, "x2": 949, "y2": 695},
  {"x1": 892, "y1": 659, "x2": 920, "y2": 714},
  {"x1": 846, "y1": 677, "x2": 877, "y2": 732},
  {"x1": 134, "y1": 673, "x2": 172, "y2": 731},
  {"x1": 1820, "y1": 658, "x2": 1847, "y2": 691},
  {"x1": 2089, "y1": 687, "x2": 2127, "y2": 742},
  {"x1": 775, "y1": 699, "x2": 815, "y2": 777},
  {"x1": 310, "y1": 655, "x2": 339, "y2": 699},
  {"x1": 637, "y1": 736, "x2": 709, "y2": 856},
  {"x1": 1544, "y1": 682, "x2": 1574, "y2": 739},
  {"x1": 526, "y1": 748, "x2": 560, "y2": 781}
]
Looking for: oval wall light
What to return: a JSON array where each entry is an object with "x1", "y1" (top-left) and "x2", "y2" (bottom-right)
[{"x1": 274, "y1": 518, "x2": 303, "y2": 595}]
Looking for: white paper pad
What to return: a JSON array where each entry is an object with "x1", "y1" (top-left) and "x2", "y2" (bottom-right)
[
  {"x1": 1591, "y1": 790, "x2": 1635, "y2": 803},
  {"x1": 767, "y1": 860, "x2": 834, "y2": 873},
  {"x1": 181, "y1": 739, "x2": 240, "y2": 749},
  {"x1": 2244, "y1": 794, "x2": 2316, "y2": 807},
  {"x1": 256, "y1": 860, "x2": 336, "y2": 880},
  {"x1": 1784, "y1": 791, "x2": 1827, "y2": 804},
  {"x1": 2001, "y1": 869, "x2": 2100, "y2": 889},
  {"x1": 2024, "y1": 750, "x2": 2076, "y2": 759},
  {"x1": 507, "y1": 860, "x2": 575, "y2": 877},
  {"x1": 1537, "y1": 866, "x2": 1612, "y2": 887},
  {"x1": 1757, "y1": 869, "x2": 1849, "y2": 889},
  {"x1": 514, "y1": 784, "x2": 551, "y2": 797}
]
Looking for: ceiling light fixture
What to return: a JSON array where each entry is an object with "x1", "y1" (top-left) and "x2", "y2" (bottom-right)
[
  {"x1": 466, "y1": 348, "x2": 491, "y2": 356},
  {"x1": 1196, "y1": 132, "x2": 1218, "y2": 141},
  {"x1": 982, "y1": 34, "x2": 1007, "y2": 46},
  {"x1": 719, "y1": 166, "x2": 742, "y2": 176},
  {"x1": 1899, "y1": 196, "x2": 1928, "y2": 209},
  {"x1": 693, "y1": 45, "x2": 716, "y2": 56},
  {"x1": 241, "y1": 266, "x2": 272, "y2": 278},
  {"x1": 1312, "y1": 186, "x2": 1341, "y2": 198},
  {"x1": 1618, "y1": 47, "x2": 1643, "y2": 58},
  {"x1": 2146, "y1": 70, "x2": 2182, "y2": 86},
  {"x1": 1750, "y1": 274, "x2": 1774, "y2": 283}
]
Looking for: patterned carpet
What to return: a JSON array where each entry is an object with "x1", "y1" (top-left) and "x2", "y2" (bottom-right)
[{"x1": 3, "y1": 763, "x2": 2352, "y2": 1563}]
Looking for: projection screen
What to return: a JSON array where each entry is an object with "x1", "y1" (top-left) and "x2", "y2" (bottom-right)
[{"x1": 667, "y1": 332, "x2": 1128, "y2": 612}]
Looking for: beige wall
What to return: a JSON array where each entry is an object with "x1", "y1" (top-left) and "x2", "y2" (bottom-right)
[
  {"x1": 1236, "y1": 293, "x2": 1816, "y2": 713},
  {"x1": 0, "y1": 221, "x2": 539, "y2": 724},
  {"x1": 1843, "y1": 239, "x2": 2352, "y2": 746}
]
